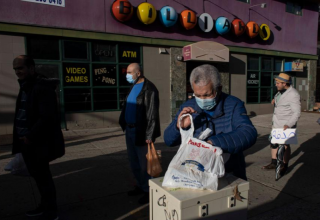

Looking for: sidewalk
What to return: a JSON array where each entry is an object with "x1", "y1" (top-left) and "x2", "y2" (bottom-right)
[{"x1": 0, "y1": 112, "x2": 320, "y2": 220}]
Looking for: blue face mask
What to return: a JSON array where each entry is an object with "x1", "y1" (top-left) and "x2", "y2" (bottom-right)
[
  {"x1": 195, "y1": 96, "x2": 216, "y2": 110},
  {"x1": 126, "y1": 74, "x2": 135, "y2": 84}
]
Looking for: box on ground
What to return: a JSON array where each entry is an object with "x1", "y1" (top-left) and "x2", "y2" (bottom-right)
[{"x1": 149, "y1": 174, "x2": 249, "y2": 220}]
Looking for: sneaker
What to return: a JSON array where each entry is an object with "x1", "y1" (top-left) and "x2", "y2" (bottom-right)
[
  {"x1": 127, "y1": 187, "x2": 144, "y2": 196},
  {"x1": 138, "y1": 193, "x2": 149, "y2": 205},
  {"x1": 25, "y1": 206, "x2": 45, "y2": 217}
]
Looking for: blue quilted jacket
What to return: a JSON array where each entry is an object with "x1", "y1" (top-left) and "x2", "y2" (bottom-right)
[{"x1": 164, "y1": 92, "x2": 257, "y2": 180}]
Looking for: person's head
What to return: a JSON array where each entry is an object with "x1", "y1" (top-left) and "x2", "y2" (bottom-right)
[
  {"x1": 190, "y1": 64, "x2": 222, "y2": 110},
  {"x1": 275, "y1": 73, "x2": 291, "y2": 91},
  {"x1": 126, "y1": 63, "x2": 142, "y2": 84},
  {"x1": 12, "y1": 55, "x2": 35, "y2": 80}
]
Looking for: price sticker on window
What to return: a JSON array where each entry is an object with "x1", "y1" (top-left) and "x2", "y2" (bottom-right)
[{"x1": 22, "y1": 0, "x2": 65, "y2": 7}]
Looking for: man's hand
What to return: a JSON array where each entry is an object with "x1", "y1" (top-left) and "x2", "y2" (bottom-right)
[
  {"x1": 146, "y1": 140, "x2": 153, "y2": 144},
  {"x1": 176, "y1": 107, "x2": 197, "y2": 129},
  {"x1": 19, "y1": 136, "x2": 30, "y2": 145},
  {"x1": 271, "y1": 99, "x2": 275, "y2": 105},
  {"x1": 283, "y1": 125, "x2": 289, "y2": 130}
]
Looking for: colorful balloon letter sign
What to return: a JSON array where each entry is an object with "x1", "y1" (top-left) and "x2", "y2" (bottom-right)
[
  {"x1": 215, "y1": 17, "x2": 231, "y2": 35},
  {"x1": 259, "y1": 24, "x2": 271, "y2": 41},
  {"x1": 180, "y1": 10, "x2": 197, "y2": 30},
  {"x1": 246, "y1": 21, "x2": 259, "y2": 38},
  {"x1": 111, "y1": 0, "x2": 134, "y2": 22},
  {"x1": 231, "y1": 18, "x2": 246, "y2": 37},
  {"x1": 159, "y1": 6, "x2": 178, "y2": 27},
  {"x1": 198, "y1": 13, "x2": 214, "y2": 32},
  {"x1": 137, "y1": 2, "x2": 157, "y2": 25}
]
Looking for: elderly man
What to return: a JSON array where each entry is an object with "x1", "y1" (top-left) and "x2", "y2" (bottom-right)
[
  {"x1": 262, "y1": 73, "x2": 300, "y2": 179},
  {"x1": 164, "y1": 64, "x2": 257, "y2": 180},
  {"x1": 119, "y1": 63, "x2": 161, "y2": 204},
  {"x1": 12, "y1": 55, "x2": 65, "y2": 220}
]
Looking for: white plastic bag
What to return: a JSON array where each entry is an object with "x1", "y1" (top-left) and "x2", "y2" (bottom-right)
[
  {"x1": 4, "y1": 153, "x2": 29, "y2": 176},
  {"x1": 162, "y1": 114, "x2": 225, "y2": 191}
]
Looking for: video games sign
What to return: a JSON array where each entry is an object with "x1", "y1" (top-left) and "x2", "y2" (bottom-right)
[{"x1": 63, "y1": 63, "x2": 90, "y2": 86}]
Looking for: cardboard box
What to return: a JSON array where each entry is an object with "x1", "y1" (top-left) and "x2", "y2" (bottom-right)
[{"x1": 149, "y1": 175, "x2": 249, "y2": 220}]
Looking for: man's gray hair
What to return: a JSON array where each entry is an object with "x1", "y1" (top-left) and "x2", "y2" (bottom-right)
[{"x1": 190, "y1": 64, "x2": 221, "y2": 89}]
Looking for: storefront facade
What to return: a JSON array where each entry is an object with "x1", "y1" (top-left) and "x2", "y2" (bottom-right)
[{"x1": 0, "y1": 0, "x2": 318, "y2": 143}]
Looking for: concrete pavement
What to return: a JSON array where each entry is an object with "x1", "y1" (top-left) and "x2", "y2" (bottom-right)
[{"x1": 0, "y1": 112, "x2": 320, "y2": 220}]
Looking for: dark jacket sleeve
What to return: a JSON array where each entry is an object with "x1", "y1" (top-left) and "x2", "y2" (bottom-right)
[
  {"x1": 26, "y1": 85, "x2": 57, "y2": 142},
  {"x1": 145, "y1": 88, "x2": 160, "y2": 141},
  {"x1": 207, "y1": 101, "x2": 257, "y2": 154}
]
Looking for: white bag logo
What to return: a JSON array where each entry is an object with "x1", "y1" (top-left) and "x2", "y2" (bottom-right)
[{"x1": 162, "y1": 114, "x2": 225, "y2": 191}]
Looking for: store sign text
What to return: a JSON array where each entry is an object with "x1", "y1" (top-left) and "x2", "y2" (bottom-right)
[
  {"x1": 65, "y1": 67, "x2": 88, "y2": 83},
  {"x1": 21, "y1": 0, "x2": 65, "y2": 7},
  {"x1": 94, "y1": 68, "x2": 116, "y2": 85},
  {"x1": 122, "y1": 51, "x2": 136, "y2": 58}
]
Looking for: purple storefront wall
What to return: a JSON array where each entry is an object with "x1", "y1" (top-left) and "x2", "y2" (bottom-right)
[{"x1": 0, "y1": 0, "x2": 318, "y2": 55}]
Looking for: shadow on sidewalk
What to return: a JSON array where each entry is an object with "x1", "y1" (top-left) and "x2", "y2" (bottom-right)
[{"x1": 248, "y1": 133, "x2": 320, "y2": 219}]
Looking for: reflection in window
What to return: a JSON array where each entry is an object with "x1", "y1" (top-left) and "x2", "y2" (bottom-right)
[
  {"x1": 261, "y1": 58, "x2": 272, "y2": 71},
  {"x1": 260, "y1": 88, "x2": 272, "y2": 102},
  {"x1": 64, "y1": 89, "x2": 91, "y2": 112},
  {"x1": 248, "y1": 57, "x2": 259, "y2": 70},
  {"x1": 92, "y1": 43, "x2": 116, "y2": 62},
  {"x1": 286, "y1": 2, "x2": 302, "y2": 16},
  {"x1": 28, "y1": 37, "x2": 59, "y2": 60},
  {"x1": 64, "y1": 41, "x2": 88, "y2": 59},
  {"x1": 261, "y1": 72, "x2": 272, "y2": 86},
  {"x1": 247, "y1": 88, "x2": 259, "y2": 103},
  {"x1": 93, "y1": 88, "x2": 117, "y2": 110}
]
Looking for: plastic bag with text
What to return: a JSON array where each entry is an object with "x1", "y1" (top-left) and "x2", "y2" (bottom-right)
[
  {"x1": 162, "y1": 114, "x2": 225, "y2": 191},
  {"x1": 4, "y1": 153, "x2": 30, "y2": 176}
]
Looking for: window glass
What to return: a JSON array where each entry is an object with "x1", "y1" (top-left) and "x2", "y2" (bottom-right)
[
  {"x1": 248, "y1": 57, "x2": 259, "y2": 70},
  {"x1": 247, "y1": 88, "x2": 259, "y2": 103},
  {"x1": 260, "y1": 88, "x2": 272, "y2": 102},
  {"x1": 286, "y1": 2, "x2": 302, "y2": 16},
  {"x1": 274, "y1": 59, "x2": 283, "y2": 71},
  {"x1": 118, "y1": 44, "x2": 141, "y2": 63},
  {"x1": 119, "y1": 65, "x2": 131, "y2": 86},
  {"x1": 237, "y1": 0, "x2": 250, "y2": 3},
  {"x1": 261, "y1": 58, "x2": 272, "y2": 71},
  {"x1": 92, "y1": 64, "x2": 117, "y2": 86},
  {"x1": 247, "y1": 72, "x2": 259, "y2": 86},
  {"x1": 64, "y1": 41, "x2": 88, "y2": 59},
  {"x1": 63, "y1": 63, "x2": 90, "y2": 87},
  {"x1": 119, "y1": 88, "x2": 131, "y2": 109},
  {"x1": 93, "y1": 88, "x2": 117, "y2": 110},
  {"x1": 28, "y1": 37, "x2": 59, "y2": 60},
  {"x1": 92, "y1": 42, "x2": 116, "y2": 62},
  {"x1": 64, "y1": 89, "x2": 91, "y2": 111},
  {"x1": 261, "y1": 72, "x2": 272, "y2": 86}
]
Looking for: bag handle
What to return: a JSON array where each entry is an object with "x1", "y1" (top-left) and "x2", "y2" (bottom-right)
[{"x1": 179, "y1": 114, "x2": 194, "y2": 142}]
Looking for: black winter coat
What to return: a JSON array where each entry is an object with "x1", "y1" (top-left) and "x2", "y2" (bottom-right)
[
  {"x1": 119, "y1": 77, "x2": 161, "y2": 146},
  {"x1": 12, "y1": 74, "x2": 65, "y2": 162}
]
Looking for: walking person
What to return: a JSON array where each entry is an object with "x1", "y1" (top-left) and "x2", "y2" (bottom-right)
[
  {"x1": 12, "y1": 55, "x2": 65, "y2": 220},
  {"x1": 119, "y1": 63, "x2": 160, "y2": 204},
  {"x1": 262, "y1": 73, "x2": 301, "y2": 179},
  {"x1": 164, "y1": 64, "x2": 257, "y2": 180}
]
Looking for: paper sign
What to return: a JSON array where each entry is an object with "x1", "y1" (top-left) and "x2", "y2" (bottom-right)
[
  {"x1": 22, "y1": 0, "x2": 65, "y2": 7},
  {"x1": 271, "y1": 129, "x2": 297, "y2": 144}
]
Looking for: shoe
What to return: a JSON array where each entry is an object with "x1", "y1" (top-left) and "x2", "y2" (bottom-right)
[
  {"x1": 138, "y1": 193, "x2": 149, "y2": 205},
  {"x1": 39, "y1": 211, "x2": 59, "y2": 220},
  {"x1": 262, "y1": 162, "x2": 276, "y2": 170},
  {"x1": 25, "y1": 206, "x2": 45, "y2": 217},
  {"x1": 127, "y1": 186, "x2": 144, "y2": 196}
]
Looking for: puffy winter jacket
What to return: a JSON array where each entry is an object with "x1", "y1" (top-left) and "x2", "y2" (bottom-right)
[{"x1": 164, "y1": 92, "x2": 257, "y2": 180}]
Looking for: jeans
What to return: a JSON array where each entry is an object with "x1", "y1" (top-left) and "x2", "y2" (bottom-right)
[{"x1": 125, "y1": 126, "x2": 150, "y2": 192}]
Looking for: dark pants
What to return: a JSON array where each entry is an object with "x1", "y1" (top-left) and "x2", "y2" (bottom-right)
[{"x1": 22, "y1": 150, "x2": 57, "y2": 213}]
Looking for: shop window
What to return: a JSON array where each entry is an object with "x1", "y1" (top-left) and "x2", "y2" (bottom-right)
[
  {"x1": 64, "y1": 88, "x2": 92, "y2": 111},
  {"x1": 247, "y1": 57, "x2": 284, "y2": 104},
  {"x1": 29, "y1": 37, "x2": 141, "y2": 113},
  {"x1": 27, "y1": 37, "x2": 59, "y2": 60},
  {"x1": 64, "y1": 41, "x2": 88, "y2": 60},
  {"x1": 286, "y1": 1, "x2": 302, "y2": 16},
  {"x1": 237, "y1": 0, "x2": 250, "y2": 3}
]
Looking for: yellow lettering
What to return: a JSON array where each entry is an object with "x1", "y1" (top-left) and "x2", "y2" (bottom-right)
[
  {"x1": 66, "y1": 68, "x2": 71, "y2": 74},
  {"x1": 122, "y1": 51, "x2": 127, "y2": 57},
  {"x1": 81, "y1": 68, "x2": 86, "y2": 74},
  {"x1": 131, "y1": 51, "x2": 136, "y2": 58},
  {"x1": 65, "y1": 76, "x2": 70, "y2": 82},
  {"x1": 84, "y1": 76, "x2": 88, "y2": 82}
]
